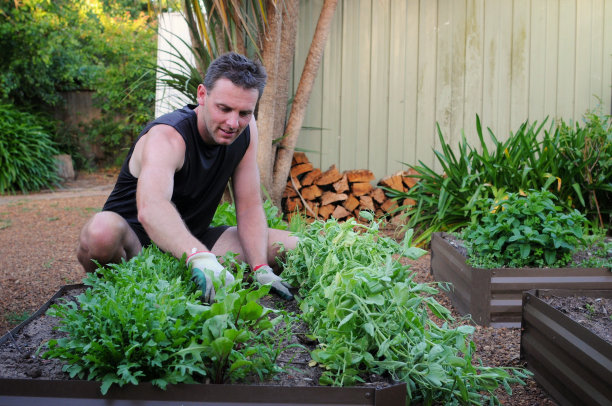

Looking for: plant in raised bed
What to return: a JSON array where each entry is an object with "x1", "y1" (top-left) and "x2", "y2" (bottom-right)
[
  {"x1": 282, "y1": 212, "x2": 530, "y2": 405},
  {"x1": 461, "y1": 189, "x2": 590, "y2": 269},
  {"x1": 43, "y1": 246, "x2": 296, "y2": 394}
]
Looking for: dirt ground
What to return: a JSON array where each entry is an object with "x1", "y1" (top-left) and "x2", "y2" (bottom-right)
[{"x1": 0, "y1": 169, "x2": 557, "y2": 405}]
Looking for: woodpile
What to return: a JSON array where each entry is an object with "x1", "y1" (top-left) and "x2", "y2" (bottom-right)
[{"x1": 282, "y1": 152, "x2": 420, "y2": 223}]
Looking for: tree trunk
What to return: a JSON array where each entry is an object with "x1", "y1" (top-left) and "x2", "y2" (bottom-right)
[
  {"x1": 258, "y1": 0, "x2": 299, "y2": 196},
  {"x1": 257, "y1": 1, "x2": 283, "y2": 194},
  {"x1": 270, "y1": 0, "x2": 338, "y2": 206}
]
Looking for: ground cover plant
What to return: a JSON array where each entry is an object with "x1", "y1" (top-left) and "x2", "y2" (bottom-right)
[
  {"x1": 388, "y1": 110, "x2": 611, "y2": 244},
  {"x1": 282, "y1": 213, "x2": 530, "y2": 405},
  {"x1": 43, "y1": 246, "x2": 296, "y2": 394}
]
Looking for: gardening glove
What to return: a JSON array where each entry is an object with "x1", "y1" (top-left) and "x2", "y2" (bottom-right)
[
  {"x1": 253, "y1": 264, "x2": 294, "y2": 301},
  {"x1": 186, "y1": 250, "x2": 234, "y2": 303}
]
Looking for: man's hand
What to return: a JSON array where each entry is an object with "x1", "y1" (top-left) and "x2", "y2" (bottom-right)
[
  {"x1": 186, "y1": 251, "x2": 234, "y2": 303},
  {"x1": 253, "y1": 265, "x2": 294, "y2": 300}
]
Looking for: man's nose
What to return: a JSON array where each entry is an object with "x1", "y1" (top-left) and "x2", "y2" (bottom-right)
[{"x1": 226, "y1": 113, "x2": 239, "y2": 129}]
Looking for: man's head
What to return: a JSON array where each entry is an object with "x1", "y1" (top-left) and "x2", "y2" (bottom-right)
[{"x1": 203, "y1": 52, "x2": 267, "y2": 100}]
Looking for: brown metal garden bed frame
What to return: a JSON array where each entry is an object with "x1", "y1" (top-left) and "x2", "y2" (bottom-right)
[
  {"x1": 520, "y1": 289, "x2": 612, "y2": 406},
  {"x1": 429, "y1": 232, "x2": 612, "y2": 327},
  {"x1": 0, "y1": 284, "x2": 406, "y2": 406}
]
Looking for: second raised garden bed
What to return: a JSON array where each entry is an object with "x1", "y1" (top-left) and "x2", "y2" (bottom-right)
[
  {"x1": 429, "y1": 232, "x2": 612, "y2": 327},
  {"x1": 520, "y1": 289, "x2": 612, "y2": 406}
]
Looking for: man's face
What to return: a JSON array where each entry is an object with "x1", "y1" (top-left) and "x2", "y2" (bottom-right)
[{"x1": 196, "y1": 78, "x2": 259, "y2": 146}]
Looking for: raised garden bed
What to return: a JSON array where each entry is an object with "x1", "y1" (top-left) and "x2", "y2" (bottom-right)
[
  {"x1": 0, "y1": 284, "x2": 406, "y2": 406},
  {"x1": 520, "y1": 289, "x2": 612, "y2": 406},
  {"x1": 429, "y1": 232, "x2": 612, "y2": 327}
]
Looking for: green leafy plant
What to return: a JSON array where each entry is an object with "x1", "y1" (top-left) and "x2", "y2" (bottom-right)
[
  {"x1": 211, "y1": 200, "x2": 288, "y2": 230},
  {"x1": 44, "y1": 246, "x2": 294, "y2": 394},
  {"x1": 462, "y1": 190, "x2": 588, "y2": 268},
  {"x1": 385, "y1": 116, "x2": 556, "y2": 245},
  {"x1": 550, "y1": 109, "x2": 612, "y2": 229},
  {"x1": 0, "y1": 104, "x2": 60, "y2": 193},
  {"x1": 282, "y1": 213, "x2": 529, "y2": 404},
  {"x1": 388, "y1": 110, "x2": 611, "y2": 245}
]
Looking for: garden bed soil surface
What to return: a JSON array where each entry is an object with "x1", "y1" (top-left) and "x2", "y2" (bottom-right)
[{"x1": 0, "y1": 169, "x2": 556, "y2": 405}]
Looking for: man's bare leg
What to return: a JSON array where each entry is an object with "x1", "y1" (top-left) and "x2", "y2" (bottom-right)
[{"x1": 77, "y1": 211, "x2": 142, "y2": 273}]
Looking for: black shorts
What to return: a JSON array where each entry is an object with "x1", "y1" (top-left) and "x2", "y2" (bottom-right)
[{"x1": 130, "y1": 221, "x2": 230, "y2": 251}]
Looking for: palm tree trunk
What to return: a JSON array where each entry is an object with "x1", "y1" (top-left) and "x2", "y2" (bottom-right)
[{"x1": 270, "y1": 0, "x2": 338, "y2": 206}]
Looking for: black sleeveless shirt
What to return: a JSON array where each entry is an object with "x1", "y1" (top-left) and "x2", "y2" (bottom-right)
[{"x1": 103, "y1": 105, "x2": 250, "y2": 245}]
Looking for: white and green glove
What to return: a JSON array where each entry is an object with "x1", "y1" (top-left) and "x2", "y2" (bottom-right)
[
  {"x1": 253, "y1": 264, "x2": 294, "y2": 300},
  {"x1": 186, "y1": 250, "x2": 234, "y2": 303}
]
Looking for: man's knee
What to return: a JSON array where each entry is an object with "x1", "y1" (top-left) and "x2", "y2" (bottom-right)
[{"x1": 77, "y1": 212, "x2": 134, "y2": 271}]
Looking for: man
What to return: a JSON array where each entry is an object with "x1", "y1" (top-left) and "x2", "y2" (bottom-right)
[{"x1": 77, "y1": 52, "x2": 296, "y2": 301}]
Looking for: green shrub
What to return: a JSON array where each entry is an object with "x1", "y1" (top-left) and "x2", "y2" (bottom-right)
[
  {"x1": 549, "y1": 110, "x2": 612, "y2": 229},
  {"x1": 461, "y1": 190, "x2": 588, "y2": 268},
  {"x1": 0, "y1": 104, "x2": 60, "y2": 193}
]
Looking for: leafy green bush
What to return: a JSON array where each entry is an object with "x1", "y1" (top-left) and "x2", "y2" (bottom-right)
[
  {"x1": 44, "y1": 246, "x2": 294, "y2": 394},
  {"x1": 0, "y1": 104, "x2": 60, "y2": 193},
  {"x1": 462, "y1": 190, "x2": 588, "y2": 268},
  {"x1": 388, "y1": 110, "x2": 611, "y2": 245},
  {"x1": 282, "y1": 214, "x2": 529, "y2": 404},
  {"x1": 1, "y1": 0, "x2": 157, "y2": 169},
  {"x1": 549, "y1": 110, "x2": 612, "y2": 229}
]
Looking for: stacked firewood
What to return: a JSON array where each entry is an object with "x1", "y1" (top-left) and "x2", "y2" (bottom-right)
[{"x1": 282, "y1": 152, "x2": 419, "y2": 223}]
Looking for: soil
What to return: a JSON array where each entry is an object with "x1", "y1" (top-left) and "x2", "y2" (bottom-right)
[
  {"x1": 541, "y1": 295, "x2": 612, "y2": 345},
  {"x1": 0, "y1": 170, "x2": 558, "y2": 405}
]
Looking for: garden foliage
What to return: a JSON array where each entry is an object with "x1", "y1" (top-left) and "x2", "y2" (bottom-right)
[
  {"x1": 211, "y1": 200, "x2": 288, "y2": 230},
  {"x1": 387, "y1": 111, "x2": 611, "y2": 244},
  {"x1": 44, "y1": 246, "x2": 294, "y2": 394},
  {"x1": 0, "y1": 104, "x2": 60, "y2": 193},
  {"x1": 282, "y1": 214, "x2": 529, "y2": 404},
  {"x1": 0, "y1": 0, "x2": 158, "y2": 169},
  {"x1": 462, "y1": 190, "x2": 588, "y2": 268}
]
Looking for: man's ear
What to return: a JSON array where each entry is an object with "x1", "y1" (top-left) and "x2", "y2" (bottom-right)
[{"x1": 196, "y1": 84, "x2": 207, "y2": 105}]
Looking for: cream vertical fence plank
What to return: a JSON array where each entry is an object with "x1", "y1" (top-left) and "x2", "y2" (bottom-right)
[
  {"x1": 605, "y1": 0, "x2": 612, "y2": 115},
  {"x1": 368, "y1": 1, "x2": 391, "y2": 179},
  {"x1": 543, "y1": 0, "x2": 559, "y2": 117},
  {"x1": 482, "y1": 0, "x2": 501, "y2": 136},
  {"x1": 496, "y1": 0, "x2": 513, "y2": 137},
  {"x1": 387, "y1": 0, "x2": 409, "y2": 171},
  {"x1": 435, "y1": 0, "x2": 454, "y2": 151},
  {"x1": 462, "y1": 0, "x2": 483, "y2": 146},
  {"x1": 400, "y1": 0, "x2": 421, "y2": 170},
  {"x1": 319, "y1": 0, "x2": 343, "y2": 171},
  {"x1": 415, "y1": 0, "x2": 438, "y2": 168},
  {"x1": 355, "y1": 0, "x2": 373, "y2": 171},
  {"x1": 450, "y1": 0, "x2": 468, "y2": 144},
  {"x1": 339, "y1": 4, "x2": 362, "y2": 171},
  {"x1": 435, "y1": 0, "x2": 454, "y2": 144},
  {"x1": 587, "y1": 0, "x2": 605, "y2": 111},
  {"x1": 510, "y1": 0, "x2": 530, "y2": 129},
  {"x1": 575, "y1": 0, "x2": 593, "y2": 117},
  {"x1": 556, "y1": 0, "x2": 576, "y2": 119},
  {"x1": 294, "y1": 0, "x2": 324, "y2": 168},
  {"x1": 528, "y1": 0, "x2": 547, "y2": 123}
]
